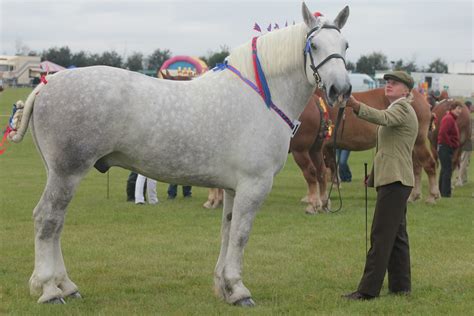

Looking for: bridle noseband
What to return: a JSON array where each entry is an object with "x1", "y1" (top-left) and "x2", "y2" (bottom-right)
[{"x1": 304, "y1": 24, "x2": 346, "y2": 88}]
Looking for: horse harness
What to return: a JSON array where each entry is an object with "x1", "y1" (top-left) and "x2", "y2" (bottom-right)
[
  {"x1": 315, "y1": 96, "x2": 334, "y2": 142},
  {"x1": 214, "y1": 24, "x2": 346, "y2": 137},
  {"x1": 304, "y1": 24, "x2": 347, "y2": 88}
]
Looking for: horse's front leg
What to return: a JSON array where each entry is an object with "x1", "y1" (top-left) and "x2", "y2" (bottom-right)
[
  {"x1": 216, "y1": 177, "x2": 273, "y2": 306},
  {"x1": 214, "y1": 189, "x2": 235, "y2": 299},
  {"x1": 292, "y1": 151, "x2": 322, "y2": 214},
  {"x1": 311, "y1": 147, "x2": 330, "y2": 212},
  {"x1": 29, "y1": 173, "x2": 81, "y2": 303}
]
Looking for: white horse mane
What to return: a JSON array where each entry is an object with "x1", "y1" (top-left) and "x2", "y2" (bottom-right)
[{"x1": 226, "y1": 22, "x2": 308, "y2": 79}]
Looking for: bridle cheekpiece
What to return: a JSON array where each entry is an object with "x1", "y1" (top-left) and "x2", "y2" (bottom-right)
[{"x1": 304, "y1": 23, "x2": 346, "y2": 89}]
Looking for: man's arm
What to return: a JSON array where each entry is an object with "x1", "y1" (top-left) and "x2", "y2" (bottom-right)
[{"x1": 347, "y1": 96, "x2": 409, "y2": 127}]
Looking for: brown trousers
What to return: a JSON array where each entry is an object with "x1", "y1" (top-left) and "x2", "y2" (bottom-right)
[{"x1": 357, "y1": 181, "x2": 412, "y2": 297}]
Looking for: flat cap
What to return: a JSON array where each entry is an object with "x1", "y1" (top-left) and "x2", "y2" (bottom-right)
[{"x1": 383, "y1": 71, "x2": 414, "y2": 90}]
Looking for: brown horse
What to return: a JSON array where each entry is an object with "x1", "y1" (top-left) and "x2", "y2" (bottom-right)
[
  {"x1": 294, "y1": 88, "x2": 439, "y2": 214},
  {"x1": 429, "y1": 99, "x2": 471, "y2": 174},
  {"x1": 205, "y1": 88, "x2": 442, "y2": 212}
]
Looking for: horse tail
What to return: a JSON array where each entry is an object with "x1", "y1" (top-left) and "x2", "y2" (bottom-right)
[{"x1": 8, "y1": 82, "x2": 47, "y2": 143}]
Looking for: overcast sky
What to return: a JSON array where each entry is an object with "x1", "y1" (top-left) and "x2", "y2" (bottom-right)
[{"x1": 0, "y1": 0, "x2": 472, "y2": 67}]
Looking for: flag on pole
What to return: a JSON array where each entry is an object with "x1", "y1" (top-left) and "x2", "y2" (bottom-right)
[{"x1": 253, "y1": 23, "x2": 261, "y2": 32}]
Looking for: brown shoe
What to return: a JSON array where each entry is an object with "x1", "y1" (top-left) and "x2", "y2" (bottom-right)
[{"x1": 342, "y1": 291, "x2": 375, "y2": 301}]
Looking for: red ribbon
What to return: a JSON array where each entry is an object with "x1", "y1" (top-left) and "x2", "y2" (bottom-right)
[
  {"x1": 251, "y1": 37, "x2": 265, "y2": 100},
  {"x1": 0, "y1": 125, "x2": 13, "y2": 155},
  {"x1": 40, "y1": 74, "x2": 48, "y2": 84}
]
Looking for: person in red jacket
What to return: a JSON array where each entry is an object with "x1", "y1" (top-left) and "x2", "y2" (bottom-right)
[{"x1": 437, "y1": 104, "x2": 463, "y2": 197}]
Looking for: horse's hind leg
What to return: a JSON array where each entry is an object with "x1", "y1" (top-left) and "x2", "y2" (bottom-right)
[
  {"x1": 29, "y1": 171, "x2": 84, "y2": 303},
  {"x1": 203, "y1": 188, "x2": 224, "y2": 209},
  {"x1": 413, "y1": 141, "x2": 440, "y2": 204},
  {"x1": 408, "y1": 153, "x2": 423, "y2": 202}
]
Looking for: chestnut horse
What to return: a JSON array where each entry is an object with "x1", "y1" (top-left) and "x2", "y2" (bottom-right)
[
  {"x1": 205, "y1": 88, "x2": 440, "y2": 212},
  {"x1": 429, "y1": 99, "x2": 471, "y2": 176},
  {"x1": 293, "y1": 88, "x2": 439, "y2": 214}
]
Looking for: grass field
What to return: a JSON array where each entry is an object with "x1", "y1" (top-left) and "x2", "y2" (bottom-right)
[{"x1": 0, "y1": 88, "x2": 473, "y2": 315}]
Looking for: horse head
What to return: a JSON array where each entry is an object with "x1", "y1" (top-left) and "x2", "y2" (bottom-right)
[{"x1": 302, "y1": 2, "x2": 351, "y2": 106}]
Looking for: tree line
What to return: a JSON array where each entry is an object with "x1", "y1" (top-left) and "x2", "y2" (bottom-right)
[
  {"x1": 21, "y1": 46, "x2": 448, "y2": 75},
  {"x1": 346, "y1": 52, "x2": 448, "y2": 75},
  {"x1": 21, "y1": 45, "x2": 230, "y2": 73}
]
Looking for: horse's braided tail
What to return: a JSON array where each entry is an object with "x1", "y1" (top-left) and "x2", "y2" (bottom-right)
[{"x1": 8, "y1": 82, "x2": 47, "y2": 143}]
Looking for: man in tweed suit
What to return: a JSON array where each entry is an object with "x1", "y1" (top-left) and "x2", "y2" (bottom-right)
[{"x1": 343, "y1": 71, "x2": 418, "y2": 300}]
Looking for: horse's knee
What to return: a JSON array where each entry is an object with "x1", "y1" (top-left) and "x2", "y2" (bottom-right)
[{"x1": 36, "y1": 217, "x2": 63, "y2": 240}]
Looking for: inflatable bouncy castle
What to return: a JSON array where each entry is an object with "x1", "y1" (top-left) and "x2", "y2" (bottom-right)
[{"x1": 158, "y1": 56, "x2": 208, "y2": 79}]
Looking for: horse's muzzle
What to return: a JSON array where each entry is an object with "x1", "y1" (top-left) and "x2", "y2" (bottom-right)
[{"x1": 328, "y1": 82, "x2": 352, "y2": 106}]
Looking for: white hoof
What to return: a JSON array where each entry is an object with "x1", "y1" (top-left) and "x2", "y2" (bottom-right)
[{"x1": 300, "y1": 196, "x2": 310, "y2": 203}]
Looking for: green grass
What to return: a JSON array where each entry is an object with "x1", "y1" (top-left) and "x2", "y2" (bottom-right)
[{"x1": 0, "y1": 88, "x2": 473, "y2": 315}]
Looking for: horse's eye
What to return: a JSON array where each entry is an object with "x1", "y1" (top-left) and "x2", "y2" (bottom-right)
[
  {"x1": 346, "y1": 43, "x2": 349, "y2": 50},
  {"x1": 311, "y1": 43, "x2": 317, "y2": 50}
]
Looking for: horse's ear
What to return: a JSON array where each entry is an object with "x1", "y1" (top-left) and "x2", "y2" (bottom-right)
[
  {"x1": 334, "y1": 5, "x2": 349, "y2": 29},
  {"x1": 302, "y1": 2, "x2": 317, "y2": 28}
]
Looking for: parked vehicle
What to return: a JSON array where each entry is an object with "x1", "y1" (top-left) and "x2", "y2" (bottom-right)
[{"x1": 348, "y1": 73, "x2": 377, "y2": 92}]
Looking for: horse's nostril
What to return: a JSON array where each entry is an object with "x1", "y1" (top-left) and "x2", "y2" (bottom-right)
[
  {"x1": 329, "y1": 85, "x2": 338, "y2": 99},
  {"x1": 345, "y1": 85, "x2": 352, "y2": 98}
]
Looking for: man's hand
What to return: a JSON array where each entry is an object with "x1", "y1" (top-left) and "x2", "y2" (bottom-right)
[{"x1": 346, "y1": 95, "x2": 361, "y2": 113}]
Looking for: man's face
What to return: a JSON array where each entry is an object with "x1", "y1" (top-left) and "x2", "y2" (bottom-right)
[
  {"x1": 453, "y1": 106, "x2": 463, "y2": 117},
  {"x1": 385, "y1": 79, "x2": 409, "y2": 99}
]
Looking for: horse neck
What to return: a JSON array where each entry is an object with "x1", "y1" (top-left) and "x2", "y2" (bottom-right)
[
  {"x1": 228, "y1": 23, "x2": 315, "y2": 123},
  {"x1": 269, "y1": 72, "x2": 316, "y2": 122}
]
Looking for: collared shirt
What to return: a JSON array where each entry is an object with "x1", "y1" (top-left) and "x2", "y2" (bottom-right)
[
  {"x1": 438, "y1": 111, "x2": 460, "y2": 149},
  {"x1": 387, "y1": 97, "x2": 406, "y2": 110}
]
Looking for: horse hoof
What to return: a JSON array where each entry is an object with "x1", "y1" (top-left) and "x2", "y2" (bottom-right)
[
  {"x1": 305, "y1": 205, "x2": 317, "y2": 215},
  {"x1": 233, "y1": 297, "x2": 256, "y2": 307},
  {"x1": 67, "y1": 291, "x2": 82, "y2": 299},
  {"x1": 300, "y1": 196, "x2": 310, "y2": 203},
  {"x1": 425, "y1": 197, "x2": 436, "y2": 205},
  {"x1": 323, "y1": 199, "x2": 331, "y2": 211},
  {"x1": 44, "y1": 297, "x2": 66, "y2": 304},
  {"x1": 203, "y1": 201, "x2": 212, "y2": 209}
]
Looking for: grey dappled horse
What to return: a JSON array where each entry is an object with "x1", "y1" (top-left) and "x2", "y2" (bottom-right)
[{"x1": 10, "y1": 3, "x2": 351, "y2": 306}]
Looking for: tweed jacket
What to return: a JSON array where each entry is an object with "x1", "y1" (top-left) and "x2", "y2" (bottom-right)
[{"x1": 357, "y1": 97, "x2": 418, "y2": 188}]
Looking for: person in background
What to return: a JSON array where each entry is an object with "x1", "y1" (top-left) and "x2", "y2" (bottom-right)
[
  {"x1": 343, "y1": 71, "x2": 418, "y2": 300},
  {"x1": 167, "y1": 184, "x2": 192, "y2": 199},
  {"x1": 437, "y1": 104, "x2": 462, "y2": 197},
  {"x1": 336, "y1": 149, "x2": 352, "y2": 182},
  {"x1": 135, "y1": 174, "x2": 158, "y2": 205},
  {"x1": 455, "y1": 101, "x2": 472, "y2": 187},
  {"x1": 126, "y1": 172, "x2": 138, "y2": 202}
]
